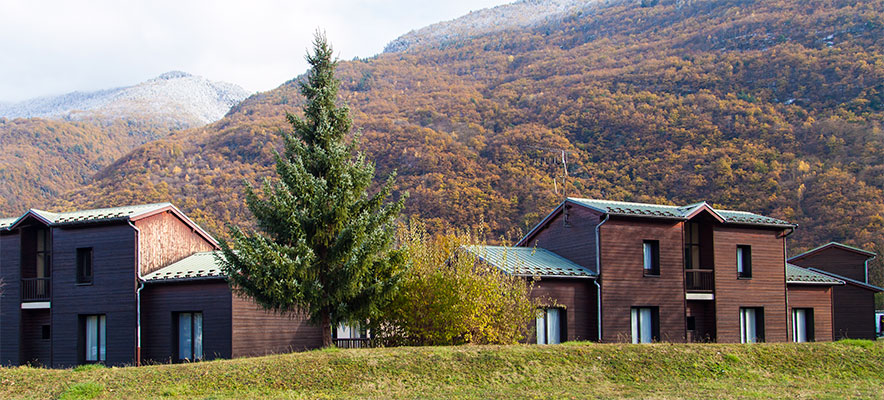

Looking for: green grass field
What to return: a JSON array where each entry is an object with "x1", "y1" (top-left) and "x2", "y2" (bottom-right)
[{"x1": 2, "y1": 340, "x2": 883, "y2": 399}]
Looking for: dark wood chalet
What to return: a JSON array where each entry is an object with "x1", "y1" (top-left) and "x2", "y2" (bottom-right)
[
  {"x1": 499, "y1": 197, "x2": 849, "y2": 344},
  {"x1": 788, "y1": 243, "x2": 883, "y2": 340},
  {"x1": 0, "y1": 203, "x2": 323, "y2": 367}
]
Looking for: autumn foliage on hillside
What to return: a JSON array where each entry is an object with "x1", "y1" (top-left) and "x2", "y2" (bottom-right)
[{"x1": 55, "y1": 0, "x2": 884, "y2": 268}]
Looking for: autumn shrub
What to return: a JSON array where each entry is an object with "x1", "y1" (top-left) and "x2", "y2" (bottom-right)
[{"x1": 373, "y1": 220, "x2": 539, "y2": 346}]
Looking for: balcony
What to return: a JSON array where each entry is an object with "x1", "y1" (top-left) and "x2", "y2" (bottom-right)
[
  {"x1": 685, "y1": 269, "x2": 714, "y2": 293},
  {"x1": 21, "y1": 278, "x2": 51, "y2": 302}
]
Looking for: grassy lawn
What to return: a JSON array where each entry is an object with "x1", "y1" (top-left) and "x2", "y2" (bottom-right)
[{"x1": 1, "y1": 340, "x2": 882, "y2": 399}]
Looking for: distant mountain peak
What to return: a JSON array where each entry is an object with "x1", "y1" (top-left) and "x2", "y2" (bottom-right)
[
  {"x1": 0, "y1": 72, "x2": 249, "y2": 126},
  {"x1": 384, "y1": 0, "x2": 598, "y2": 53}
]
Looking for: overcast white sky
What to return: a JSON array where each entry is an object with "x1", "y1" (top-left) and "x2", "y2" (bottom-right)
[{"x1": 0, "y1": 0, "x2": 510, "y2": 102}]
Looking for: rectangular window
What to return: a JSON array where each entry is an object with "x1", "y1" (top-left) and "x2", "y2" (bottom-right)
[
  {"x1": 536, "y1": 308, "x2": 564, "y2": 344},
  {"x1": 737, "y1": 245, "x2": 752, "y2": 278},
  {"x1": 84, "y1": 315, "x2": 106, "y2": 362},
  {"x1": 631, "y1": 307, "x2": 659, "y2": 343},
  {"x1": 643, "y1": 240, "x2": 660, "y2": 276},
  {"x1": 76, "y1": 248, "x2": 93, "y2": 284},
  {"x1": 684, "y1": 222, "x2": 700, "y2": 269},
  {"x1": 42, "y1": 325, "x2": 51, "y2": 340},
  {"x1": 686, "y1": 316, "x2": 696, "y2": 331},
  {"x1": 177, "y1": 312, "x2": 203, "y2": 361},
  {"x1": 792, "y1": 308, "x2": 814, "y2": 343},
  {"x1": 740, "y1": 307, "x2": 764, "y2": 343}
]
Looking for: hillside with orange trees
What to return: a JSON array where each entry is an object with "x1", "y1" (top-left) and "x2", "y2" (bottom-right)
[{"x1": 51, "y1": 0, "x2": 884, "y2": 276}]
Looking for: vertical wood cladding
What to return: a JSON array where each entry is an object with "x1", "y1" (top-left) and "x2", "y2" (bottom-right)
[
  {"x1": 0, "y1": 231, "x2": 22, "y2": 365},
  {"x1": 685, "y1": 300, "x2": 716, "y2": 342},
  {"x1": 20, "y1": 309, "x2": 51, "y2": 366},
  {"x1": 599, "y1": 218, "x2": 686, "y2": 343},
  {"x1": 713, "y1": 226, "x2": 787, "y2": 343},
  {"x1": 231, "y1": 294, "x2": 323, "y2": 357},
  {"x1": 134, "y1": 211, "x2": 215, "y2": 275},
  {"x1": 141, "y1": 280, "x2": 232, "y2": 363},
  {"x1": 787, "y1": 285, "x2": 834, "y2": 342},
  {"x1": 523, "y1": 206, "x2": 601, "y2": 273},
  {"x1": 530, "y1": 279, "x2": 597, "y2": 341},
  {"x1": 831, "y1": 285, "x2": 877, "y2": 340},
  {"x1": 51, "y1": 223, "x2": 137, "y2": 367},
  {"x1": 790, "y1": 248, "x2": 870, "y2": 283}
]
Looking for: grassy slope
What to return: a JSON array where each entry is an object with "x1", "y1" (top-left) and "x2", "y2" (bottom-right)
[{"x1": 2, "y1": 341, "x2": 882, "y2": 399}]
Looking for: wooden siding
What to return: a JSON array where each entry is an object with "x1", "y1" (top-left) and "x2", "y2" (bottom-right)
[
  {"x1": 20, "y1": 309, "x2": 51, "y2": 366},
  {"x1": 523, "y1": 205, "x2": 601, "y2": 273},
  {"x1": 530, "y1": 279, "x2": 597, "y2": 342},
  {"x1": 787, "y1": 285, "x2": 834, "y2": 342},
  {"x1": 685, "y1": 300, "x2": 716, "y2": 342},
  {"x1": 0, "y1": 231, "x2": 22, "y2": 365},
  {"x1": 832, "y1": 285, "x2": 877, "y2": 340},
  {"x1": 231, "y1": 294, "x2": 323, "y2": 357},
  {"x1": 790, "y1": 248, "x2": 870, "y2": 283},
  {"x1": 134, "y1": 211, "x2": 216, "y2": 275},
  {"x1": 50, "y1": 223, "x2": 137, "y2": 367},
  {"x1": 141, "y1": 281, "x2": 232, "y2": 363},
  {"x1": 713, "y1": 226, "x2": 788, "y2": 343},
  {"x1": 599, "y1": 218, "x2": 686, "y2": 343}
]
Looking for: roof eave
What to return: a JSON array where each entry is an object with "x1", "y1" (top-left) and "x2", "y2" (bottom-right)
[{"x1": 145, "y1": 275, "x2": 227, "y2": 284}]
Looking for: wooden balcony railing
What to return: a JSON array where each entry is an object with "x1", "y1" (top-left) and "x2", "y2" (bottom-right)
[
  {"x1": 21, "y1": 278, "x2": 51, "y2": 301},
  {"x1": 684, "y1": 269, "x2": 714, "y2": 293},
  {"x1": 334, "y1": 338, "x2": 375, "y2": 349}
]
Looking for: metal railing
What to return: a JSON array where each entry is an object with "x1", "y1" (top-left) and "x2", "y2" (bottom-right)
[
  {"x1": 334, "y1": 338, "x2": 375, "y2": 349},
  {"x1": 684, "y1": 269, "x2": 714, "y2": 292},
  {"x1": 21, "y1": 278, "x2": 51, "y2": 301}
]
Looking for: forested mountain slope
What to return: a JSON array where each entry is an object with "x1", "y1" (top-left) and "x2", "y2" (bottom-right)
[
  {"x1": 0, "y1": 72, "x2": 248, "y2": 214},
  {"x1": 55, "y1": 0, "x2": 884, "y2": 260}
]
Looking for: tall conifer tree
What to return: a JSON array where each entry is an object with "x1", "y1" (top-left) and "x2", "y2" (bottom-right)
[{"x1": 219, "y1": 33, "x2": 406, "y2": 346}]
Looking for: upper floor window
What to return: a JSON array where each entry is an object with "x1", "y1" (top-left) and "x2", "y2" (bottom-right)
[
  {"x1": 737, "y1": 245, "x2": 752, "y2": 278},
  {"x1": 643, "y1": 240, "x2": 660, "y2": 276},
  {"x1": 76, "y1": 248, "x2": 93, "y2": 284}
]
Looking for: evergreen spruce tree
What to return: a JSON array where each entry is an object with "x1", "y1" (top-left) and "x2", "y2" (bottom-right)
[{"x1": 219, "y1": 33, "x2": 406, "y2": 347}]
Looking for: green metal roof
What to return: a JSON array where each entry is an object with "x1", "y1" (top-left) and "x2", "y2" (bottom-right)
[
  {"x1": 461, "y1": 245, "x2": 596, "y2": 278},
  {"x1": 567, "y1": 198, "x2": 794, "y2": 227},
  {"x1": 786, "y1": 264, "x2": 844, "y2": 285},
  {"x1": 806, "y1": 268, "x2": 884, "y2": 292},
  {"x1": 144, "y1": 251, "x2": 226, "y2": 282},
  {"x1": 2, "y1": 203, "x2": 173, "y2": 230}
]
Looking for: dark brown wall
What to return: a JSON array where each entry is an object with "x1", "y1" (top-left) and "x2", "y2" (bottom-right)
[
  {"x1": 141, "y1": 280, "x2": 232, "y2": 363},
  {"x1": 523, "y1": 205, "x2": 601, "y2": 273},
  {"x1": 685, "y1": 300, "x2": 715, "y2": 342},
  {"x1": 713, "y1": 226, "x2": 787, "y2": 343},
  {"x1": 530, "y1": 279, "x2": 597, "y2": 342},
  {"x1": 20, "y1": 309, "x2": 51, "y2": 366},
  {"x1": 787, "y1": 285, "x2": 834, "y2": 342},
  {"x1": 599, "y1": 218, "x2": 686, "y2": 343},
  {"x1": 790, "y1": 248, "x2": 870, "y2": 283},
  {"x1": 51, "y1": 223, "x2": 137, "y2": 367},
  {"x1": 134, "y1": 211, "x2": 215, "y2": 275},
  {"x1": 0, "y1": 231, "x2": 22, "y2": 365},
  {"x1": 231, "y1": 294, "x2": 323, "y2": 358},
  {"x1": 832, "y1": 284, "x2": 877, "y2": 340}
]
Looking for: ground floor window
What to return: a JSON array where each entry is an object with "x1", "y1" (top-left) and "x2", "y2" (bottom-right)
[
  {"x1": 177, "y1": 312, "x2": 203, "y2": 361},
  {"x1": 792, "y1": 308, "x2": 814, "y2": 342},
  {"x1": 335, "y1": 323, "x2": 368, "y2": 339},
  {"x1": 740, "y1": 307, "x2": 764, "y2": 343},
  {"x1": 631, "y1": 307, "x2": 659, "y2": 343},
  {"x1": 84, "y1": 315, "x2": 106, "y2": 362},
  {"x1": 536, "y1": 308, "x2": 564, "y2": 344}
]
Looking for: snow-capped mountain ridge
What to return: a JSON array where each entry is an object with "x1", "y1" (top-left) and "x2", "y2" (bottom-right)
[{"x1": 0, "y1": 72, "x2": 250, "y2": 127}]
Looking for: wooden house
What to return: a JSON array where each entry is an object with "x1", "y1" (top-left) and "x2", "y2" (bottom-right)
[
  {"x1": 788, "y1": 243, "x2": 883, "y2": 340},
  {"x1": 0, "y1": 203, "x2": 323, "y2": 367}
]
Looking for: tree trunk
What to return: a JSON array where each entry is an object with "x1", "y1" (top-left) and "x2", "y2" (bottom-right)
[{"x1": 322, "y1": 313, "x2": 333, "y2": 347}]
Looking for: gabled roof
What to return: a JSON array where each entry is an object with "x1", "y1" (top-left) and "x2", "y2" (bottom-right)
[
  {"x1": 1, "y1": 203, "x2": 218, "y2": 247},
  {"x1": 567, "y1": 198, "x2": 794, "y2": 227},
  {"x1": 461, "y1": 245, "x2": 596, "y2": 278},
  {"x1": 786, "y1": 264, "x2": 844, "y2": 285},
  {"x1": 144, "y1": 251, "x2": 226, "y2": 282},
  {"x1": 788, "y1": 242, "x2": 877, "y2": 262},
  {"x1": 807, "y1": 268, "x2": 884, "y2": 292}
]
